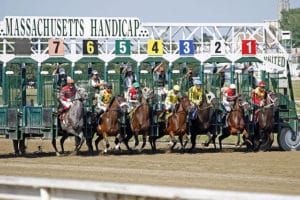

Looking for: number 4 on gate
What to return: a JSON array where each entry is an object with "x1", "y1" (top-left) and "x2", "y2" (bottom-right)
[{"x1": 148, "y1": 40, "x2": 163, "y2": 55}]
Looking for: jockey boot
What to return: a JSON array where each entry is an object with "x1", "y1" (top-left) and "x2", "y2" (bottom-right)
[
  {"x1": 254, "y1": 109, "x2": 260, "y2": 123},
  {"x1": 54, "y1": 108, "x2": 64, "y2": 115}
]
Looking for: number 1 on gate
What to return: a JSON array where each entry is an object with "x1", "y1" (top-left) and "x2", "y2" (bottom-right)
[{"x1": 242, "y1": 40, "x2": 256, "y2": 55}]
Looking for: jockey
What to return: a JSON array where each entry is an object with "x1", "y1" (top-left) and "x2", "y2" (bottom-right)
[
  {"x1": 252, "y1": 81, "x2": 267, "y2": 107},
  {"x1": 222, "y1": 84, "x2": 237, "y2": 112},
  {"x1": 160, "y1": 85, "x2": 182, "y2": 121},
  {"x1": 128, "y1": 82, "x2": 140, "y2": 110},
  {"x1": 58, "y1": 78, "x2": 76, "y2": 120},
  {"x1": 221, "y1": 84, "x2": 237, "y2": 127},
  {"x1": 188, "y1": 80, "x2": 203, "y2": 119},
  {"x1": 252, "y1": 80, "x2": 267, "y2": 122},
  {"x1": 165, "y1": 85, "x2": 182, "y2": 111},
  {"x1": 97, "y1": 82, "x2": 113, "y2": 114}
]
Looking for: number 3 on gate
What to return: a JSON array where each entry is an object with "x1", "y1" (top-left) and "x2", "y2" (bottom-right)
[
  {"x1": 148, "y1": 40, "x2": 163, "y2": 55},
  {"x1": 48, "y1": 39, "x2": 64, "y2": 56},
  {"x1": 242, "y1": 40, "x2": 256, "y2": 55}
]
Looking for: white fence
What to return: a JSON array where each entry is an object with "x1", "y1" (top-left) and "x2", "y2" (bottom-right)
[{"x1": 0, "y1": 176, "x2": 299, "y2": 200}]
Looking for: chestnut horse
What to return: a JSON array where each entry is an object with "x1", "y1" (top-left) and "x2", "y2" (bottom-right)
[
  {"x1": 166, "y1": 96, "x2": 192, "y2": 150},
  {"x1": 218, "y1": 94, "x2": 251, "y2": 151},
  {"x1": 254, "y1": 91, "x2": 279, "y2": 151},
  {"x1": 94, "y1": 96, "x2": 130, "y2": 153},
  {"x1": 189, "y1": 92, "x2": 218, "y2": 151},
  {"x1": 128, "y1": 87, "x2": 153, "y2": 151}
]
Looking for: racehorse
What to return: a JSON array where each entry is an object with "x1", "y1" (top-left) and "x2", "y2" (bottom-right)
[
  {"x1": 165, "y1": 96, "x2": 192, "y2": 150},
  {"x1": 218, "y1": 94, "x2": 251, "y2": 151},
  {"x1": 94, "y1": 96, "x2": 130, "y2": 153},
  {"x1": 52, "y1": 86, "x2": 88, "y2": 156},
  {"x1": 128, "y1": 87, "x2": 153, "y2": 151},
  {"x1": 254, "y1": 91, "x2": 279, "y2": 151},
  {"x1": 189, "y1": 92, "x2": 218, "y2": 151}
]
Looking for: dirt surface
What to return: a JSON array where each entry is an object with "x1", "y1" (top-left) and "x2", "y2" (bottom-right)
[{"x1": 0, "y1": 137, "x2": 299, "y2": 196}]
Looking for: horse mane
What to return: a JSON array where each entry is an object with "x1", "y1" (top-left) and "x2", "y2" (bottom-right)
[{"x1": 108, "y1": 96, "x2": 116, "y2": 108}]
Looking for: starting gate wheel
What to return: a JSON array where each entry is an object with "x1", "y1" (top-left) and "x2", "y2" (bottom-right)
[{"x1": 277, "y1": 127, "x2": 300, "y2": 151}]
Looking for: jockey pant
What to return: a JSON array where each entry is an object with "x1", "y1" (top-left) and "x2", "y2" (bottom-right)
[
  {"x1": 222, "y1": 100, "x2": 234, "y2": 113},
  {"x1": 60, "y1": 100, "x2": 72, "y2": 110}
]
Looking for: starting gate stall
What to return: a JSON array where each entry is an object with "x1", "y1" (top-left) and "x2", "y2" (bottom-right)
[
  {"x1": 106, "y1": 57, "x2": 136, "y2": 97},
  {"x1": 203, "y1": 57, "x2": 232, "y2": 100},
  {"x1": 0, "y1": 61, "x2": 23, "y2": 140},
  {"x1": 39, "y1": 58, "x2": 71, "y2": 139},
  {"x1": 172, "y1": 57, "x2": 201, "y2": 95},
  {"x1": 74, "y1": 58, "x2": 105, "y2": 140},
  {"x1": 234, "y1": 57, "x2": 263, "y2": 97}
]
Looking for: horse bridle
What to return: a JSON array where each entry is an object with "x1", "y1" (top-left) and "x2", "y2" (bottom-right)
[{"x1": 265, "y1": 92, "x2": 278, "y2": 108}]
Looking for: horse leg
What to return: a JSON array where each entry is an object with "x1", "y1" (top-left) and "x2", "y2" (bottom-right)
[
  {"x1": 74, "y1": 131, "x2": 86, "y2": 154},
  {"x1": 189, "y1": 132, "x2": 196, "y2": 152},
  {"x1": 204, "y1": 132, "x2": 213, "y2": 147},
  {"x1": 148, "y1": 136, "x2": 156, "y2": 152},
  {"x1": 218, "y1": 128, "x2": 230, "y2": 151},
  {"x1": 51, "y1": 137, "x2": 60, "y2": 156},
  {"x1": 235, "y1": 133, "x2": 241, "y2": 147},
  {"x1": 103, "y1": 135, "x2": 110, "y2": 153},
  {"x1": 169, "y1": 132, "x2": 177, "y2": 150},
  {"x1": 85, "y1": 136, "x2": 94, "y2": 155},
  {"x1": 60, "y1": 134, "x2": 68, "y2": 154},
  {"x1": 140, "y1": 133, "x2": 147, "y2": 151},
  {"x1": 133, "y1": 132, "x2": 139, "y2": 150},
  {"x1": 94, "y1": 135, "x2": 103, "y2": 153},
  {"x1": 268, "y1": 132, "x2": 274, "y2": 151}
]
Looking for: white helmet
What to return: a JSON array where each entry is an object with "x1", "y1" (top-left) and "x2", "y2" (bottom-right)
[{"x1": 229, "y1": 84, "x2": 236, "y2": 89}]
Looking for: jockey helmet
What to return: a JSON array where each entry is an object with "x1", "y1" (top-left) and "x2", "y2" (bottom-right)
[
  {"x1": 126, "y1": 66, "x2": 132, "y2": 72},
  {"x1": 91, "y1": 70, "x2": 98, "y2": 75},
  {"x1": 259, "y1": 81, "x2": 266, "y2": 87},
  {"x1": 229, "y1": 84, "x2": 236, "y2": 89},
  {"x1": 194, "y1": 80, "x2": 202, "y2": 85},
  {"x1": 67, "y1": 78, "x2": 75, "y2": 84},
  {"x1": 173, "y1": 85, "x2": 180, "y2": 91},
  {"x1": 133, "y1": 82, "x2": 140, "y2": 88},
  {"x1": 106, "y1": 82, "x2": 113, "y2": 89},
  {"x1": 59, "y1": 68, "x2": 65, "y2": 75},
  {"x1": 248, "y1": 67, "x2": 254, "y2": 73}
]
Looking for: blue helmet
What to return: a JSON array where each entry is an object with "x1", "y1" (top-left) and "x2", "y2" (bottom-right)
[{"x1": 194, "y1": 80, "x2": 202, "y2": 85}]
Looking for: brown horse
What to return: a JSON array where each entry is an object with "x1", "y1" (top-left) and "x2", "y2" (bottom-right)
[
  {"x1": 254, "y1": 91, "x2": 279, "y2": 151},
  {"x1": 128, "y1": 87, "x2": 153, "y2": 151},
  {"x1": 95, "y1": 96, "x2": 130, "y2": 153},
  {"x1": 189, "y1": 92, "x2": 218, "y2": 151},
  {"x1": 219, "y1": 94, "x2": 251, "y2": 151},
  {"x1": 166, "y1": 96, "x2": 192, "y2": 150}
]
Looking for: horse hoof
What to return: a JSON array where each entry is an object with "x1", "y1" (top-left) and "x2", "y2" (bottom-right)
[{"x1": 55, "y1": 152, "x2": 61, "y2": 156}]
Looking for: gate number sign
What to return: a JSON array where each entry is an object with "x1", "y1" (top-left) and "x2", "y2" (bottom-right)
[
  {"x1": 242, "y1": 40, "x2": 256, "y2": 55},
  {"x1": 48, "y1": 39, "x2": 64, "y2": 56},
  {"x1": 115, "y1": 40, "x2": 130, "y2": 55},
  {"x1": 83, "y1": 40, "x2": 98, "y2": 55},
  {"x1": 147, "y1": 40, "x2": 163, "y2": 55},
  {"x1": 179, "y1": 40, "x2": 194, "y2": 55}
]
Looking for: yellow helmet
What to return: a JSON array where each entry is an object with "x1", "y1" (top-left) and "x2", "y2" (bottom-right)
[{"x1": 173, "y1": 85, "x2": 180, "y2": 91}]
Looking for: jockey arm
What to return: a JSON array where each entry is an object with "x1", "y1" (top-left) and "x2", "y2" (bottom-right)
[{"x1": 189, "y1": 87, "x2": 202, "y2": 105}]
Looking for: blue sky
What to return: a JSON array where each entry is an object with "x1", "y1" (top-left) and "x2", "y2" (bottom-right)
[{"x1": 1, "y1": 0, "x2": 300, "y2": 23}]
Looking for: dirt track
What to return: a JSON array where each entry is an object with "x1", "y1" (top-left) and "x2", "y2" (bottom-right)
[{"x1": 0, "y1": 137, "x2": 299, "y2": 195}]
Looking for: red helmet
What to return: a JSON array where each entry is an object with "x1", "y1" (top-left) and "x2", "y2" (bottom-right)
[{"x1": 259, "y1": 81, "x2": 266, "y2": 87}]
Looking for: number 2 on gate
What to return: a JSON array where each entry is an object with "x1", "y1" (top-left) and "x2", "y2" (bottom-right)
[{"x1": 148, "y1": 40, "x2": 163, "y2": 55}]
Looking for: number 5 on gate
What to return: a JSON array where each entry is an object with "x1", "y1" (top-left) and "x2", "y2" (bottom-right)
[
  {"x1": 148, "y1": 40, "x2": 163, "y2": 55},
  {"x1": 48, "y1": 39, "x2": 64, "y2": 56}
]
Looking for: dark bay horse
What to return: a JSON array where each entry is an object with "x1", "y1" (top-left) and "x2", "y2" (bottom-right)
[
  {"x1": 128, "y1": 87, "x2": 153, "y2": 151},
  {"x1": 254, "y1": 91, "x2": 279, "y2": 151},
  {"x1": 219, "y1": 94, "x2": 251, "y2": 151},
  {"x1": 95, "y1": 96, "x2": 130, "y2": 153},
  {"x1": 52, "y1": 86, "x2": 88, "y2": 155},
  {"x1": 165, "y1": 96, "x2": 192, "y2": 150},
  {"x1": 189, "y1": 92, "x2": 218, "y2": 151}
]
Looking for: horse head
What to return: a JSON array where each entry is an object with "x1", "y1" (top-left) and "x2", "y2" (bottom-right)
[
  {"x1": 234, "y1": 94, "x2": 249, "y2": 113},
  {"x1": 75, "y1": 86, "x2": 88, "y2": 103},
  {"x1": 179, "y1": 96, "x2": 192, "y2": 113},
  {"x1": 266, "y1": 91, "x2": 279, "y2": 108}
]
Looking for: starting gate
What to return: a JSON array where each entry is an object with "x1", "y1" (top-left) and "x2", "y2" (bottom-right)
[{"x1": 0, "y1": 16, "x2": 299, "y2": 151}]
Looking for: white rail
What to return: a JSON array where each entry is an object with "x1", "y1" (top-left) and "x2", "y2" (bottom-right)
[{"x1": 0, "y1": 176, "x2": 299, "y2": 200}]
